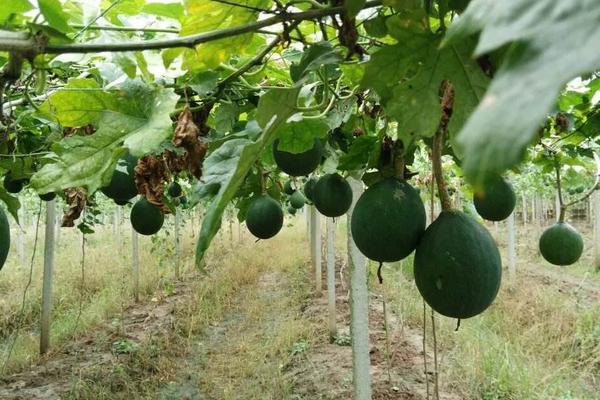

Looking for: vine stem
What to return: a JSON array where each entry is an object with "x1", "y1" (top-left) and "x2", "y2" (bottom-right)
[
  {"x1": 217, "y1": 20, "x2": 301, "y2": 90},
  {"x1": 431, "y1": 80, "x2": 455, "y2": 212},
  {"x1": 69, "y1": 24, "x2": 180, "y2": 34},
  {"x1": 0, "y1": 1, "x2": 383, "y2": 54},
  {"x1": 431, "y1": 308, "x2": 440, "y2": 400},
  {"x1": 563, "y1": 151, "x2": 600, "y2": 209}
]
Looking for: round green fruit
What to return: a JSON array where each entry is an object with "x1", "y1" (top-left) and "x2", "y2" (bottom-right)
[
  {"x1": 114, "y1": 198, "x2": 130, "y2": 206},
  {"x1": 130, "y1": 198, "x2": 164, "y2": 235},
  {"x1": 283, "y1": 180, "x2": 295, "y2": 195},
  {"x1": 180, "y1": 196, "x2": 188, "y2": 205},
  {"x1": 539, "y1": 222, "x2": 583, "y2": 266},
  {"x1": 414, "y1": 210, "x2": 502, "y2": 319},
  {"x1": 287, "y1": 205, "x2": 297, "y2": 215},
  {"x1": 245, "y1": 195, "x2": 283, "y2": 239},
  {"x1": 473, "y1": 175, "x2": 516, "y2": 221},
  {"x1": 272, "y1": 139, "x2": 322, "y2": 176},
  {"x1": 101, "y1": 153, "x2": 138, "y2": 201},
  {"x1": 289, "y1": 191, "x2": 306, "y2": 209},
  {"x1": 303, "y1": 176, "x2": 318, "y2": 202},
  {"x1": 3, "y1": 174, "x2": 25, "y2": 194},
  {"x1": 313, "y1": 173, "x2": 352, "y2": 217},
  {"x1": 39, "y1": 192, "x2": 56, "y2": 202},
  {"x1": 351, "y1": 177, "x2": 426, "y2": 262},
  {"x1": 0, "y1": 207, "x2": 10, "y2": 271},
  {"x1": 168, "y1": 182, "x2": 182, "y2": 198}
]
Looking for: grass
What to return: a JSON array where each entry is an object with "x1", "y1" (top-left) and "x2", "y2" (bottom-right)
[
  {"x1": 1, "y1": 208, "x2": 599, "y2": 399},
  {"x1": 7, "y1": 213, "x2": 318, "y2": 399},
  {"x1": 380, "y1": 226, "x2": 600, "y2": 400},
  {"x1": 0, "y1": 210, "x2": 197, "y2": 374}
]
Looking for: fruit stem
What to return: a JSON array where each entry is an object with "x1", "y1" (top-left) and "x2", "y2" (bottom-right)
[
  {"x1": 431, "y1": 81, "x2": 455, "y2": 212},
  {"x1": 377, "y1": 261, "x2": 384, "y2": 284},
  {"x1": 554, "y1": 156, "x2": 566, "y2": 223}
]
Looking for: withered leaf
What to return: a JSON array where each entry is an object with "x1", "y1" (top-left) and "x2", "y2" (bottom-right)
[{"x1": 62, "y1": 187, "x2": 87, "y2": 227}]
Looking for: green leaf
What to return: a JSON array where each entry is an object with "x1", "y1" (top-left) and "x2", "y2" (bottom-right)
[
  {"x1": 289, "y1": 42, "x2": 342, "y2": 82},
  {"x1": 214, "y1": 103, "x2": 239, "y2": 134},
  {"x1": 276, "y1": 117, "x2": 330, "y2": 153},
  {"x1": 364, "y1": 15, "x2": 388, "y2": 38},
  {"x1": 38, "y1": 0, "x2": 72, "y2": 33},
  {"x1": 141, "y1": 2, "x2": 185, "y2": 20},
  {"x1": 346, "y1": 0, "x2": 366, "y2": 19},
  {"x1": 189, "y1": 70, "x2": 220, "y2": 96},
  {"x1": 443, "y1": 0, "x2": 600, "y2": 182},
  {"x1": 364, "y1": 30, "x2": 489, "y2": 142},
  {"x1": 38, "y1": 78, "x2": 115, "y2": 126},
  {"x1": 180, "y1": 0, "x2": 270, "y2": 70},
  {"x1": 256, "y1": 86, "x2": 301, "y2": 129},
  {"x1": 338, "y1": 135, "x2": 378, "y2": 171},
  {"x1": 0, "y1": 188, "x2": 20, "y2": 222},
  {"x1": 1, "y1": 0, "x2": 33, "y2": 23},
  {"x1": 195, "y1": 86, "x2": 298, "y2": 264},
  {"x1": 31, "y1": 82, "x2": 179, "y2": 194}
]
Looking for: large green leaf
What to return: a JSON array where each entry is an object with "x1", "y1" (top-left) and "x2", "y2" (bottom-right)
[
  {"x1": 0, "y1": 188, "x2": 20, "y2": 222},
  {"x1": 38, "y1": 0, "x2": 72, "y2": 33},
  {"x1": 31, "y1": 82, "x2": 179, "y2": 194},
  {"x1": 363, "y1": 28, "x2": 489, "y2": 143},
  {"x1": 0, "y1": 0, "x2": 32, "y2": 23},
  {"x1": 195, "y1": 86, "x2": 299, "y2": 264},
  {"x1": 275, "y1": 117, "x2": 330, "y2": 154},
  {"x1": 289, "y1": 42, "x2": 342, "y2": 82},
  {"x1": 346, "y1": 0, "x2": 366, "y2": 19},
  {"x1": 38, "y1": 78, "x2": 116, "y2": 127},
  {"x1": 444, "y1": 0, "x2": 600, "y2": 182},
  {"x1": 179, "y1": 0, "x2": 271, "y2": 70}
]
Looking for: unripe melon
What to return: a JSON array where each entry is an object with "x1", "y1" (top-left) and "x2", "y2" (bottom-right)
[
  {"x1": 114, "y1": 198, "x2": 130, "y2": 206},
  {"x1": 130, "y1": 197, "x2": 164, "y2": 235},
  {"x1": 313, "y1": 173, "x2": 352, "y2": 217},
  {"x1": 273, "y1": 139, "x2": 322, "y2": 176},
  {"x1": 539, "y1": 222, "x2": 583, "y2": 266},
  {"x1": 473, "y1": 175, "x2": 516, "y2": 221},
  {"x1": 290, "y1": 191, "x2": 306, "y2": 209},
  {"x1": 168, "y1": 182, "x2": 182, "y2": 198},
  {"x1": 101, "y1": 153, "x2": 138, "y2": 201},
  {"x1": 351, "y1": 178, "x2": 425, "y2": 262},
  {"x1": 414, "y1": 210, "x2": 502, "y2": 319},
  {"x1": 0, "y1": 207, "x2": 10, "y2": 271},
  {"x1": 39, "y1": 192, "x2": 56, "y2": 202},
  {"x1": 3, "y1": 174, "x2": 25, "y2": 194},
  {"x1": 287, "y1": 205, "x2": 297, "y2": 215},
  {"x1": 246, "y1": 195, "x2": 283, "y2": 239},
  {"x1": 283, "y1": 180, "x2": 295, "y2": 195},
  {"x1": 303, "y1": 176, "x2": 318, "y2": 202}
]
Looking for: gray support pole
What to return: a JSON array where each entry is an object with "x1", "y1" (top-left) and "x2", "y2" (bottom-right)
[
  {"x1": 347, "y1": 177, "x2": 371, "y2": 399},
  {"x1": 507, "y1": 211, "x2": 516, "y2": 283},
  {"x1": 132, "y1": 226, "x2": 140, "y2": 302},
  {"x1": 40, "y1": 199, "x2": 56, "y2": 355},
  {"x1": 326, "y1": 217, "x2": 337, "y2": 340},
  {"x1": 310, "y1": 206, "x2": 322, "y2": 294},
  {"x1": 175, "y1": 209, "x2": 181, "y2": 279}
]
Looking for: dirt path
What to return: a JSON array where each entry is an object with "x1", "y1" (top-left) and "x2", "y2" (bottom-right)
[
  {"x1": 0, "y1": 278, "x2": 197, "y2": 399},
  {"x1": 520, "y1": 265, "x2": 600, "y2": 304},
  {"x1": 287, "y1": 258, "x2": 459, "y2": 400},
  {"x1": 0, "y1": 243, "x2": 458, "y2": 399}
]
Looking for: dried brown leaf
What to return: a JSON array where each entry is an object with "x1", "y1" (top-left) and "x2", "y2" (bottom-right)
[
  {"x1": 62, "y1": 187, "x2": 87, "y2": 227},
  {"x1": 134, "y1": 155, "x2": 170, "y2": 212},
  {"x1": 172, "y1": 107, "x2": 209, "y2": 179}
]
